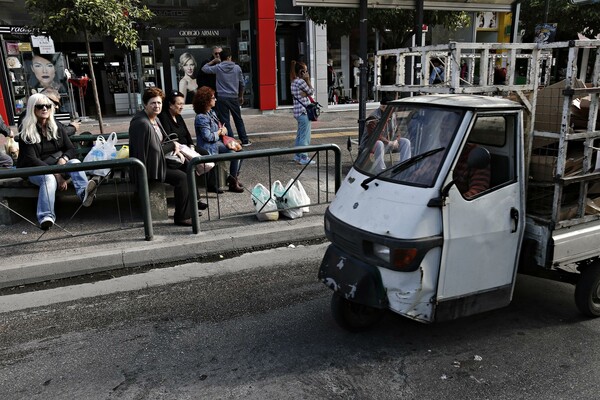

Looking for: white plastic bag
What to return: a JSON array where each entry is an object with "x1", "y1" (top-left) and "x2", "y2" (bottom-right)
[
  {"x1": 251, "y1": 183, "x2": 279, "y2": 221},
  {"x1": 83, "y1": 132, "x2": 118, "y2": 176},
  {"x1": 287, "y1": 179, "x2": 310, "y2": 213},
  {"x1": 272, "y1": 180, "x2": 303, "y2": 219}
]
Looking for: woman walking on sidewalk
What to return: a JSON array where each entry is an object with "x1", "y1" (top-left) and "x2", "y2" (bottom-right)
[
  {"x1": 290, "y1": 60, "x2": 315, "y2": 166},
  {"x1": 17, "y1": 93, "x2": 97, "y2": 230},
  {"x1": 193, "y1": 86, "x2": 244, "y2": 193}
]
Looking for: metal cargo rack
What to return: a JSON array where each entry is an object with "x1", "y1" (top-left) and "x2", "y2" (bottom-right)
[{"x1": 374, "y1": 40, "x2": 600, "y2": 232}]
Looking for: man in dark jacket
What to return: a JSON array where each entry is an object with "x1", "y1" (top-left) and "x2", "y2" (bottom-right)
[{"x1": 201, "y1": 48, "x2": 251, "y2": 146}]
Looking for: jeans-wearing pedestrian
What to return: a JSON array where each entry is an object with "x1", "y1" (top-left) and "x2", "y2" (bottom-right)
[{"x1": 290, "y1": 60, "x2": 315, "y2": 166}]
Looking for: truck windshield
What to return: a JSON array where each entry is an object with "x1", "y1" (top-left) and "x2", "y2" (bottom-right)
[{"x1": 356, "y1": 105, "x2": 464, "y2": 187}]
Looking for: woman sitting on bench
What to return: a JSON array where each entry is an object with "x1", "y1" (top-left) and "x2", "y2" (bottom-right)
[{"x1": 17, "y1": 93, "x2": 97, "y2": 230}]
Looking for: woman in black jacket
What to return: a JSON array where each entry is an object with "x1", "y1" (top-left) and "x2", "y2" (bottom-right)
[
  {"x1": 158, "y1": 89, "x2": 211, "y2": 208},
  {"x1": 129, "y1": 88, "x2": 193, "y2": 226},
  {"x1": 17, "y1": 93, "x2": 96, "y2": 230}
]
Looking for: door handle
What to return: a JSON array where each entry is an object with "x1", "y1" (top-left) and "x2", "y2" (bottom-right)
[{"x1": 510, "y1": 207, "x2": 519, "y2": 233}]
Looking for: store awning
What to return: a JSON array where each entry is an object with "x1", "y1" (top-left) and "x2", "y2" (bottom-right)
[{"x1": 293, "y1": 0, "x2": 516, "y2": 12}]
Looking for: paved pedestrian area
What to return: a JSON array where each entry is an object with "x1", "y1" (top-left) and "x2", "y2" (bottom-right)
[{"x1": 0, "y1": 105, "x2": 375, "y2": 289}]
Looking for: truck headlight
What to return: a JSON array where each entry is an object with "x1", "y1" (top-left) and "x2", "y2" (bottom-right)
[
  {"x1": 373, "y1": 243, "x2": 418, "y2": 271},
  {"x1": 373, "y1": 243, "x2": 391, "y2": 263}
]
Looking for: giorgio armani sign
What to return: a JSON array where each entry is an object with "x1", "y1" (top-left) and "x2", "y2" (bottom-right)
[{"x1": 162, "y1": 29, "x2": 231, "y2": 38}]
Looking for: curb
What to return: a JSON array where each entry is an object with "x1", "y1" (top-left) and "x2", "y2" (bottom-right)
[{"x1": 0, "y1": 217, "x2": 326, "y2": 289}]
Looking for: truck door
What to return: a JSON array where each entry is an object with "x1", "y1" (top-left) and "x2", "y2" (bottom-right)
[{"x1": 436, "y1": 113, "x2": 525, "y2": 319}]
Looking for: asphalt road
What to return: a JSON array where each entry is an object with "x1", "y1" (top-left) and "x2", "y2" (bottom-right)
[{"x1": 1, "y1": 243, "x2": 600, "y2": 399}]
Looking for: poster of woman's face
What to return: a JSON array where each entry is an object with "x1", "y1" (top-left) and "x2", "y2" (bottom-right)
[
  {"x1": 173, "y1": 48, "x2": 213, "y2": 103},
  {"x1": 24, "y1": 52, "x2": 67, "y2": 94}
]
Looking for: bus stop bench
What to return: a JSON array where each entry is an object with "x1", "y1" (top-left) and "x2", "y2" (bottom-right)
[{"x1": 0, "y1": 174, "x2": 170, "y2": 225}]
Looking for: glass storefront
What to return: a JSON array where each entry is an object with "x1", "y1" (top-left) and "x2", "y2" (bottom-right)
[
  {"x1": 326, "y1": 26, "x2": 377, "y2": 105},
  {"x1": 0, "y1": 28, "x2": 77, "y2": 123}
]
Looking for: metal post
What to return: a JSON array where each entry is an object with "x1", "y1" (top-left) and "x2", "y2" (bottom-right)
[{"x1": 358, "y1": 0, "x2": 368, "y2": 144}]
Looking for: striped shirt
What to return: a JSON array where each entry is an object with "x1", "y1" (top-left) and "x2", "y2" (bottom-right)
[{"x1": 453, "y1": 144, "x2": 491, "y2": 198}]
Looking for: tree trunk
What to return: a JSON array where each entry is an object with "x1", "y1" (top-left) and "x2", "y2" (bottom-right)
[{"x1": 85, "y1": 29, "x2": 104, "y2": 134}]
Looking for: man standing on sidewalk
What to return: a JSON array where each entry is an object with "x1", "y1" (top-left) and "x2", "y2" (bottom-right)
[
  {"x1": 198, "y1": 45, "x2": 221, "y2": 92},
  {"x1": 201, "y1": 48, "x2": 252, "y2": 146}
]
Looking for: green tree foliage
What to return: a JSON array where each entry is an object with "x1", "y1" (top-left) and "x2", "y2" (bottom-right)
[
  {"x1": 305, "y1": 7, "x2": 469, "y2": 48},
  {"x1": 25, "y1": 0, "x2": 154, "y2": 131},
  {"x1": 519, "y1": 0, "x2": 600, "y2": 41}
]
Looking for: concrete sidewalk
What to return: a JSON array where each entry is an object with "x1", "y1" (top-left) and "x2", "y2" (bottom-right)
[{"x1": 0, "y1": 106, "x2": 370, "y2": 290}]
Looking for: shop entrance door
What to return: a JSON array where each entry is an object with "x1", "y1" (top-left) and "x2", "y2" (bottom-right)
[{"x1": 276, "y1": 24, "x2": 304, "y2": 106}]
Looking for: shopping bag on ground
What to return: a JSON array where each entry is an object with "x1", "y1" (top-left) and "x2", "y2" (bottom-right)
[
  {"x1": 83, "y1": 132, "x2": 118, "y2": 176},
  {"x1": 179, "y1": 144, "x2": 215, "y2": 175},
  {"x1": 272, "y1": 179, "x2": 303, "y2": 219},
  {"x1": 287, "y1": 179, "x2": 311, "y2": 213},
  {"x1": 251, "y1": 183, "x2": 279, "y2": 221}
]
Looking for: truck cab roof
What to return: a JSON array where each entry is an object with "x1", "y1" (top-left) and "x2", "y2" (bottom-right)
[{"x1": 389, "y1": 94, "x2": 522, "y2": 111}]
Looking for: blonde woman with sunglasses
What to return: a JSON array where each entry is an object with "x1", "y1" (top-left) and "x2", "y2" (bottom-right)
[{"x1": 17, "y1": 93, "x2": 97, "y2": 230}]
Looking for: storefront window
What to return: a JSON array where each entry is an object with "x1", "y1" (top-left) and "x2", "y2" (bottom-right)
[
  {"x1": 2, "y1": 35, "x2": 73, "y2": 118},
  {"x1": 327, "y1": 26, "x2": 376, "y2": 104}
]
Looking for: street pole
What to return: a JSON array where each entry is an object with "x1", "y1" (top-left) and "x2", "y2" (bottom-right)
[{"x1": 358, "y1": 0, "x2": 368, "y2": 144}]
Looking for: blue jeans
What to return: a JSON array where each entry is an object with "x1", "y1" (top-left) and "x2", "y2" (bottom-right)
[
  {"x1": 215, "y1": 96, "x2": 249, "y2": 144},
  {"x1": 28, "y1": 159, "x2": 89, "y2": 223},
  {"x1": 294, "y1": 113, "x2": 311, "y2": 160}
]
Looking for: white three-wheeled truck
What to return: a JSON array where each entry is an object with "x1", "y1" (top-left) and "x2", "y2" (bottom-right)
[{"x1": 319, "y1": 40, "x2": 600, "y2": 330}]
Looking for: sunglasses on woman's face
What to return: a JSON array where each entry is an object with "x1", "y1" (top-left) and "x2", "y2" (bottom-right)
[{"x1": 35, "y1": 104, "x2": 52, "y2": 110}]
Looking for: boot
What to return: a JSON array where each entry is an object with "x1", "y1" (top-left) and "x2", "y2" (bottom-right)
[
  {"x1": 236, "y1": 175, "x2": 244, "y2": 187},
  {"x1": 227, "y1": 175, "x2": 244, "y2": 193}
]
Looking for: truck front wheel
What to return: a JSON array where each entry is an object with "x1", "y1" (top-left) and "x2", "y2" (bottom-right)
[
  {"x1": 575, "y1": 260, "x2": 600, "y2": 317},
  {"x1": 331, "y1": 292, "x2": 385, "y2": 332}
]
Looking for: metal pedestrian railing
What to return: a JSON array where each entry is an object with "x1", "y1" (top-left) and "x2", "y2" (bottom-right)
[
  {"x1": 0, "y1": 158, "x2": 154, "y2": 241},
  {"x1": 186, "y1": 144, "x2": 342, "y2": 234}
]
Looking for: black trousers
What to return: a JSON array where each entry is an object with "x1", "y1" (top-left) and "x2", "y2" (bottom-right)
[{"x1": 164, "y1": 166, "x2": 191, "y2": 221}]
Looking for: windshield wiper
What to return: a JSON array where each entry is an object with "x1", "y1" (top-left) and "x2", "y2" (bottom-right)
[{"x1": 361, "y1": 147, "x2": 445, "y2": 190}]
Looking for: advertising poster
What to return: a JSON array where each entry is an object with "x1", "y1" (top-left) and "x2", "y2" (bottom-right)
[{"x1": 173, "y1": 48, "x2": 213, "y2": 104}]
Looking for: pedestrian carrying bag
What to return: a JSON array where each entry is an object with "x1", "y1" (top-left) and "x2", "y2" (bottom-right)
[
  {"x1": 251, "y1": 183, "x2": 279, "y2": 221},
  {"x1": 83, "y1": 132, "x2": 118, "y2": 176}
]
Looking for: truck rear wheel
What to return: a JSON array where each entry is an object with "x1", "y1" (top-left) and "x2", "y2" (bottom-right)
[
  {"x1": 331, "y1": 292, "x2": 384, "y2": 332},
  {"x1": 574, "y1": 261, "x2": 600, "y2": 317}
]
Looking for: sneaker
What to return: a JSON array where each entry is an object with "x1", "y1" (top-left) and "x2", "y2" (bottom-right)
[
  {"x1": 82, "y1": 179, "x2": 97, "y2": 207},
  {"x1": 40, "y1": 216, "x2": 54, "y2": 231},
  {"x1": 297, "y1": 158, "x2": 316, "y2": 166},
  {"x1": 242, "y1": 141, "x2": 252, "y2": 147}
]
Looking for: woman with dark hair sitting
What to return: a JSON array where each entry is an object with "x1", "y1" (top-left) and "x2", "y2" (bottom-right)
[
  {"x1": 193, "y1": 86, "x2": 244, "y2": 193},
  {"x1": 158, "y1": 89, "x2": 209, "y2": 210},
  {"x1": 129, "y1": 87, "x2": 193, "y2": 226}
]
